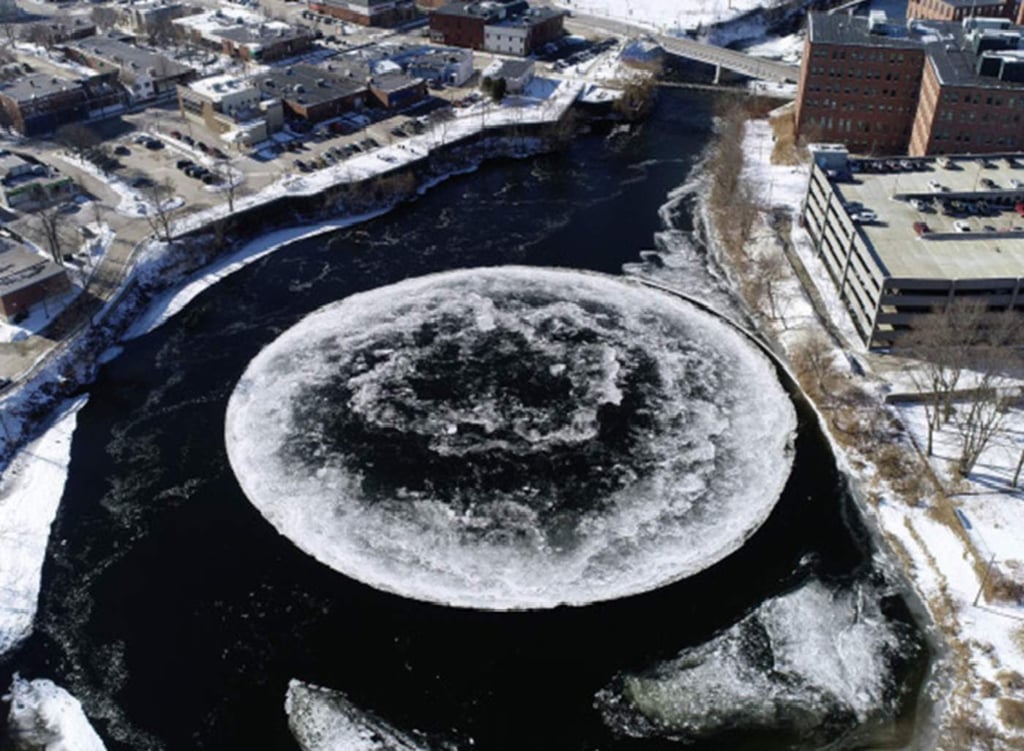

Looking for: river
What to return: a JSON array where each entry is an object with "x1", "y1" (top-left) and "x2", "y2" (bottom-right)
[{"x1": 1, "y1": 88, "x2": 930, "y2": 751}]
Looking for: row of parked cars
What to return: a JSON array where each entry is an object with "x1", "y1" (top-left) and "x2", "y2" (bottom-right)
[
  {"x1": 294, "y1": 137, "x2": 381, "y2": 172},
  {"x1": 167, "y1": 130, "x2": 228, "y2": 160},
  {"x1": 176, "y1": 159, "x2": 221, "y2": 185}
]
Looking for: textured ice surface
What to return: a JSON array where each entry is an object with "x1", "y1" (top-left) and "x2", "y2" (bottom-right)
[
  {"x1": 226, "y1": 267, "x2": 796, "y2": 610},
  {"x1": 285, "y1": 680, "x2": 432, "y2": 751},
  {"x1": 597, "y1": 580, "x2": 907, "y2": 740},
  {"x1": 4, "y1": 675, "x2": 106, "y2": 751}
]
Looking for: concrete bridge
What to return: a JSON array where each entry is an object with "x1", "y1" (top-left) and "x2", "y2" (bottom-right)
[{"x1": 568, "y1": 12, "x2": 802, "y2": 85}]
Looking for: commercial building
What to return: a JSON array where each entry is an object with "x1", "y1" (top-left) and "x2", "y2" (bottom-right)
[
  {"x1": 482, "y1": 58, "x2": 534, "y2": 92},
  {"x1": 306, "y1": 0, "x2": 417, "y2": 27},
  {"x1": 801, "y1": 145, "x2": 1024, "y2": 347},
  {"x1": 796, "y1": 12, "x2": 1024, "y2": 156},
  {"x1": 120, "y1": 0, "x2": 192, "y2": 36},
  {"x1": 174, "y1": 10, "x2": 314, "y2": 61},
  {"x1": 63, "y1": 33, "x2": 195, "y2": 101},
  {"x1": 0, "y1": 72, "x2": 123, "y2": 136},
  {"x1": 258, "y1": 64, "x2": 368, "y2": 122},
  {"x1": 367, "y1": 71, "x2": 427, "y2": 108},
  {"x1": 0, "y1": 244, "x2": 71, "y2": 323},
  {"x1": 429, "y1": 0, "x2": 566, "y2": 55},
  {"x1": 0, "y1": 152, "x2": 76, "y2": 211},
  {"x1": 177, "y1": 74, "x2": 284, "y2": 150},
  {"x1": 375, "y1": 44, "x2": 475, "y2": 86}
]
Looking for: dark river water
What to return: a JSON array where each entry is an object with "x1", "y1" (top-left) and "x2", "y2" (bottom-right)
[{"x1": 2, "y1": 89, "x2": 930, "y2": 751}]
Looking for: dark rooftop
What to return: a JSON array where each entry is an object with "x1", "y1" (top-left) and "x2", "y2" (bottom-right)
[
  {"x1": 259, "y1": 64, "x2": 366, "y2": 105},
  {"x1": 808, "y1": 13, "x2": 922, "y2": 49},
  {"x1": 64, "y1": 34, "x2": 192, "y2": 79},
  {"x1": 217, "y1": 23, "x2": 312, "y2": 45},
  {"x1": 0, "y1": 73, "x2": 84, "y2": 104}
]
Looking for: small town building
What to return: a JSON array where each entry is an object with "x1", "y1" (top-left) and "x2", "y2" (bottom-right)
[
  {"x1": 0, "y1": 71, "x2": 123, "y2": 136},
  {"x1": 174, "y1": 10, "x2": 314, "y2": 61},
  {"x1": 483, "y1": 58, "x2": 533, "y2": 93},
  {"x1": 120, "y1": 0, "x2": 192, "y2": 36},
  {"x1": 306, "y1": 0, "x2": 417, "y2": 27},
  {"x1": 429, "y1": 0, "x2": 565, "y2": 55},
  {"x1": 21, "y1": 17, "x2": 97, "y2": 45},
  {"x1": 63, "y1": 33, "x2": 195, "y2": 101},
  {"x1": 801, "y1": 145, "x2": 1024, "y2": 347},
  {"x1": 383, "y1": 44, "x2": 474, "y2": 86},
  {"x1": 0, "y1": 244, "x2": 71, "y2": 323},
  {"x1": 367, "y1": 71, "x2": 427, "y2": 108},
  {"x1": 0, "y1": 152, "x2": 76, "y2": 211},
  {"x1": 177, "y1": 74, "x2": 284, "y2": 150},
  {"x1": 259, "y1": 64, "x2": 368, "y2": 122}
]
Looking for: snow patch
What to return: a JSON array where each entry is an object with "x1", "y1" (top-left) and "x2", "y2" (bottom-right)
[{"x1": 4, "y1": 674, "x2": 106, "y2": 751}]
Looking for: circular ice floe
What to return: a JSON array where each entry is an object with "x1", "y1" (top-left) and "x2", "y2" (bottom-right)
[{"x1": 225, "y1": 267, "x2": 797, "y2": 610}]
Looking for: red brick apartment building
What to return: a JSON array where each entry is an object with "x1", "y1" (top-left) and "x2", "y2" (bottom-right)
[
  {"x1": 796, "y1": 12, "x2": 1024, "y2": 155},
  {"x1": 907, "y1": 0, "x2": 1012, "y2": 22}
]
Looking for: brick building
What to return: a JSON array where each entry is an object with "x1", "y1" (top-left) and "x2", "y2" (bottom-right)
[
  {"x1": 908, "y1": 0, "x2": 1012, "y2": 22},
  {"x1": 796, "y1": 12, "x2": 1024, "y2": 156},
  {"x1": 307, "y1": 0, "x2": 417, "y2": 27},
  {"x1": 0, "y1": 244, "x2": 71, "y2": 323},
  {"x1": 0, "y1": 72, "x2": 122, "y2": 136},
  {"x1": 429, "y1": 0, "x2": 565, "y2": 55}
]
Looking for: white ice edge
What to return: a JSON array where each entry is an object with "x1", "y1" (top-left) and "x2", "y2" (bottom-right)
[
  {"x1": 5, "y1": 674, "x2": 107, "y2": 751},
  {"x1": 124, "y1": 209, "x2": 390, "y2": 340},
  {"x1": 226, "y1": 267, "x2": 798, "y2": 610},
  {"x1": 0, "y1": 396, "x2": 89, "y2": 657}
]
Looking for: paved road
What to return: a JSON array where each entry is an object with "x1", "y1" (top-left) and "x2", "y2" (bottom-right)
[{"x1": 568, "y1": 12, "x2": 801, "y2": 84}]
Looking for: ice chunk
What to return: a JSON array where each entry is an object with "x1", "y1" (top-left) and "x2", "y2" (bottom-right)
[
  {"x1": 226, "y1": 267, "x2": 797, "y2": 610},
  {"x1": 598, "y1": 580, "x2": 908, "y2": 742},
  {"x1": 4, "y1": 674, "x2": 106, "y2": 751},
  {"x1": 285, "y1": 680, "x2": 431, "y2": 751}
]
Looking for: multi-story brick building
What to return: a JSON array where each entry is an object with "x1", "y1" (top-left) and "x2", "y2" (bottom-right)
[
  {"x1": 429, "y1": 0, "x2": 565, "y2": 55},
  {"x1": 307, "y1": 0, "x2": 417, "y2": 27},
  {"x1": 908, "y1": 0, "x2": 1012, "y2": 22},
  {"x1": 174, "y1": 10, "x2": 315, "y2": 62},
  {"x1": 0, "y1": 243, "x2": 71, "y2": 323},
  {"x1": 796, "y1": 13, "x2": 925, "y2": 154},
  {"x1": 797, "y1": 12, "x2": 1024, "y2": 156}
]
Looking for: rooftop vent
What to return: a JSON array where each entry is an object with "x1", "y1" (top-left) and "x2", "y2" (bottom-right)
[{"x1": 868, "y1": 9, "x2": 887, "y2": 34}]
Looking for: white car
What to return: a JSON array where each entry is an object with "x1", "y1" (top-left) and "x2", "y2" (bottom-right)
[
  {"x1": 953, "y1": 219, "x2": 972, "y2": 232},
  {"x1": 928, "y1": 180, "x2": 947, "y2": 192},
  {"x1": 852, "y1": 209, "x2": 878, "y2": 223}
]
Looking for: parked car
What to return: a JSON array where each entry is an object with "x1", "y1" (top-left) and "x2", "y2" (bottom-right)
[
  {"x1": 851, "y1": 209, "x2": 877, "y2": 223},
  {"x1": 144, "y1": 138, "x2": 164, "y2": 150},
  {"x1": 114, "y1": 145, "x2": 131, "y2": 156},
  {"x1": 177, "y1": 159, "x2": 195, "y2": 170},
  {"x1": 953, "y1": 219, "x2": 972, "y2": 232},
  {"x1": 170, "y1": 130, "x2": 182, "y2": 139},
  {"x1": 912, "y1": 221, "x2": 930, "y2": 236}
]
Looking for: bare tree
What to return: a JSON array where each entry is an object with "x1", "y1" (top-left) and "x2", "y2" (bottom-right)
[
  {"x1": 139, "y1": 179, "x2": 178, "y2": 242},
  {"x1": 56, "y1": 123, "x2": 102, "y2": 160},
  {"x1": 35, "y1": 202, "x2": 71, "y2": 266},
  {"x1": 90, "y1": 5, "x2": 122, "y2": 32},
  {"x1": 899, "y1": 299, "x2": 992, "y2": 456},
  {"x1": 953, "y1": 379, "x2": 1014, "y2": 477},
  {"x1": 213, "y1": 159, "x2": 242, "y2": 214},
  {"x1": 791, "y1": 333, "x2": 838, "y2": 398},
  {"x1": 22, "y1": 22, "x2": 57, "y2": 48},
  {"x1": 752, "y1": 251, "x2": 788, "y2": 325}
]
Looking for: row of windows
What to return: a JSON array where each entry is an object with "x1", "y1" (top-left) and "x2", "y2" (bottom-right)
[
  {"x1": 935, "y1": 108, "x2": 1022, "y2": 123},
  {"x1": 931, "y1": 130, "x2": 1019, "y2": 146},
  {"x1": 806, "y1": 114, "x2": 912, "y2": 136},
  {"x1": 813, "y1": 48, "x2": 909, "y2": 64},
  {"x1": 803, "y1": 98, "x2": 914, "y2": 115},
  {"x1": 807, "y1": 65, "x2": 910, "y2": 81}
]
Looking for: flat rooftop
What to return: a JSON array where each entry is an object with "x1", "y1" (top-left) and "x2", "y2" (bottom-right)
[
  {"x1": 0, "y1": 247, "x2": 67, "y2": 297},
  {"x1": 0, "y1": 72, "x2": 83, "y2": 103},
  {"x1": 832, "y1": 154, "x2": 1024, "y2": 280}
]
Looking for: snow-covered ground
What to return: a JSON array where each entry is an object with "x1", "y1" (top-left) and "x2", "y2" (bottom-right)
[
  {"x1": 733, "y1": 116, "x2": 1024, "y2": 741},
  {"x1": 0, "y1": 224, "x2": 114, "y2": 345},
  {"x1": 557, "y1": 0, "x2": 764, "y2": 35},
  {"x1": 0, "y1": 398, "x2": 87, "y2": 656}
]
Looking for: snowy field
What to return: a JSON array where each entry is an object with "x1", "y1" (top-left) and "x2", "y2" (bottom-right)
[{"x1": 557, "y1": 0, "x2": 765, "y2": 35}]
